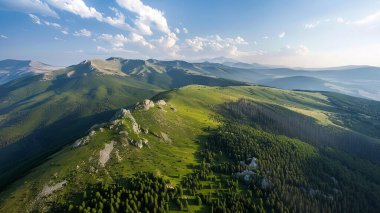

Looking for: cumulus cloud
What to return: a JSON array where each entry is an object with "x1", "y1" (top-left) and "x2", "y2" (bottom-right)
[
  {"x1": 183, "y1": 27, "x2": 188, "y2": 34},
  {"x1": 61, "y1": 30, "x2": 69, "y2": 35},
  {"x1": 130, "y1": 32, "x2": 155, "y2": 49},
  {"x1": 47, "y1": 0, "x2": 102, "y2": 20},
  {"x1": 174, "y1": 28, "x2": 180, "y2": 34},
  {"x1": 97, "y1": 33, "x2": 154, "y2": 49},
  {"x1": 116, "y1": 0, "x2": 170, "y2": 35},
  {"x1": 0, "y1": 0, "x2": 58, "y2": 17},
  {"x1": 47, "y1": 0, "x2": 131, "y2": 30},
  {"x1": 73, "y1": 29, "x2": 92, "y2": 37},
  {"x1": 183, "y1": 35, "x2": 248, "y2": 58},
  {"x1": 98, "y1": 34, "x2": 129, "y2": 48},
  {"x1": 278, "y1": 32, "x2": 286, "y2": 39}
]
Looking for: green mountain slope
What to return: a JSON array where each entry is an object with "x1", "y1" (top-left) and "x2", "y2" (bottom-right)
[
  {"x1": 1, "y1": 85, "x2": 379, "y2": 212},
  {"x1": 0, "y1": 59, "x2": 242, "y2": 191}
]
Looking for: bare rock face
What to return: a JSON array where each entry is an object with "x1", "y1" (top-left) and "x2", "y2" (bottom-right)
[
  {"x1": 143, "y1": 99, "x2": 155, "y2": 110},
  {"x1": 39, "y1": 180, "x2": 67, "y2": 198},
  {"x1": 99, "y1": 141, "x2": 115, "y2": 167},
  {"x1": 112, "y1": 108, "x2": 130, "y2": 120}
]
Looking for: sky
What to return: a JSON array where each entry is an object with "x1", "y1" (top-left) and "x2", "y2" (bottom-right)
[{"x1": 0, "y1": 0, "x2": 380, "y2": 67}]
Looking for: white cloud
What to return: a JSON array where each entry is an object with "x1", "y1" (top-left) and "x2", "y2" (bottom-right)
[
  {"x1": 130, "y1": 32, "x2": 155, "y2": 49},
  {"x1": 103, "y1": 7, "x2": 131, "y2": 30},
  {"x1": 353, "y1": 10, "x2": 380, "y2": 25},
  {"x1": 278, "y1": 32, "x2": 286, "y2": 39},
  {"x1": 0, "y1": 35, "x2": 8, "y2": 39},
  {"x1": 61, "y1": 30, "x2": 69, "y2": 35},
  {"x1": 157, "y1": 32, "x2": 178, "y2": 52},
  {"x1": 116, "y1": 0, "x2": 171, "y2": 35},
  {"x1": 29, "y1": 13, "x2": 62, "y2": 30},
  {"x1": 73, "y1": 29, "x2": 92, "y2": 37},
  {"x1": 97, "y1": 33, "x2": 154, "y2": 49},
  {"x1": 263, "y1": 36, "x2": 269, "y2": 39},
  {"x1": 0, "y1": 0, "x2": 58, "y2": 17},
  {"x1": 184, "y1": 35, "x2": 248, "y2": 57},
  {"x1": 43, "y1": 20, "x2": 61, "y2": 28},
  {"x1": 174, "y1": 28, "x2": 180, "y2": 34},
  {"x1": 47, "y1": 0, "x2": 131, "y2": 30},
  {"x1": 183, "y1": 27, "x2": 188, "y2": 34},
  {"x1": 29, "y1": 14, "x2": 41, "y2": 24},
  {"x1": 98, "y1": 34, "x2": 129, "y2": 48},
  {"x1": 47, "y1": 0, "x2": 102, "y2": 20}
]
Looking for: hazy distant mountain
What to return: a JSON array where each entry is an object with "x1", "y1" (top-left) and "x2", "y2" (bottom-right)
[
  {"x1": 0, "y1": 59, "x2": 61, "y2": 84},
  {"x1": 259, "y1": 76, "x2": 332, "y2": 91},
  {"x1": 197, "y1": 56, "x2": 241, "y2": 64}
]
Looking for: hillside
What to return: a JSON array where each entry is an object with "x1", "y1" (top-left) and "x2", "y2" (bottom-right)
[
  {"x1": 1, "y1": 85, "x2": 379, "y2": 212},
  {"x1": 0, "y1": 59, "x2": 242, "y2": 191}
]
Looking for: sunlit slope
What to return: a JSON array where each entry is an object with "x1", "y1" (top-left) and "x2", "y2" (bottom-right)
[{"x1": 1, "y1": 85, "x2": 380, "y2": 212}]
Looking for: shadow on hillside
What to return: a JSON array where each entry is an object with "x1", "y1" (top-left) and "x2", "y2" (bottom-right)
[{"x1": 0, "y1": 109, "x2": 117, "y2": 191}]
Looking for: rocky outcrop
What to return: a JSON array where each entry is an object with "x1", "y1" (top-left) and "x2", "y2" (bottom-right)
[
  {"x1": 112, "y1": 108, "x2": 130, "y2": 120},
  {"x1": 118, "y1": 109, "x2": 140, "y2": 134},
  {"x1": 143, "y1": 99, "x2": 155, "y2": 110},
  {"x1": 131, "y1": 138, "x2": 148, "y2": 149},
  {"x1": 156, "y1": 100, "x2": 167, "y2": 106}
]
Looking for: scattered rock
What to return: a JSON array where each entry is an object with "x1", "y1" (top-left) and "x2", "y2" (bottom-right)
[
  {"x1": 132, "y1": 138, "x2": 148, "y2": 149},
  {"x1": 99, "y1": 141, "x2": 115, "y2": 167},
  {"x1": 170, "y1": 107, "x2": 177, "y2": 112}
]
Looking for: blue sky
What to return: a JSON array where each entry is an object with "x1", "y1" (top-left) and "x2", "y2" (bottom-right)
[{"x1": 0, "y1": 0, "x2": 380, "y2": 67}]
